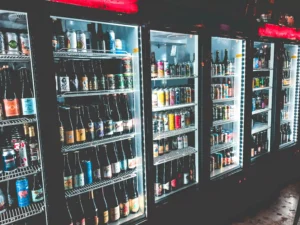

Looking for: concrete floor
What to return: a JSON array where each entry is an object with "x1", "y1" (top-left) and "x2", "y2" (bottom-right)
[{"x1": 232, "y1": 181, "x2": 300, "y2": 225}]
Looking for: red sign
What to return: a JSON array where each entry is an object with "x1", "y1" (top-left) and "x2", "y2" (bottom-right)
[
  {"x1": 50, "y1": 0, "x2": 138, "y2": 14},
  {"x1": 258, "y1": 23, "x2": 300, "y2": 41}
]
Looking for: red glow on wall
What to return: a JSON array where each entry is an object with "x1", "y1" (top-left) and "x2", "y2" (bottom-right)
[
  {"x1": 258, "y1": 24, "x2": 300, "y2": 40},
  {"x1": 50, "y1": 0, "x2": 138, "y2": 14}
]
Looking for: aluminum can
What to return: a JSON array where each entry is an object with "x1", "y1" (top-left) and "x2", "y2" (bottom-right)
[
  {"x1": 16, "y1": 178, "x2": 30, "y2": 207},
  {"x1": 183, "y1": 135, "x2": 188, "y2": 147},
  {"x1": 157, "y1": 113, "x2": 164, "y2": 132},
  {"x1": 169, "y1": 88, "x2": 175, "y2": 106},
  {"x1": 229, "y1": 105, "x2": 235, "y2": 119},
  {"x1": 0, "y1": 32, "x2": 5, "y2": 54},
  {"x1": 115, "y1": 39, "x2": 123, "y2": 53},
  {"x1": 107, "y1": 30, "x2": 115, "y2": 51},
  {"x1": 152, "y1": 89, "x2": 158, "y2": 108},
  {"x1": 177, "y1": 136, "x2": 183, "y2": 149},
  {"x1": 19, "y1": 141, "x2": 29, "y2": 168},
  {"x1": 252, "y1": 98, "x2": 256, "y2": 111},
  {"x1": 5, "y1": 32, "x2": 19, "y2": 54},
  {"x1": 168, "y1": 112, "x2": 175, "y2": 131},
  {"x1": 106, "y1": 74, "x2": 115, "y2": 90},
  {"x1": 115, "y1": 74, "x2": 125, "y2": 89},
  {"x1": 172, "y1": 136, "x2": 178, "y2": 150},
  {"x1": 76, "y1": 30, "x2": 87, "y2": 52},
  {"x1": 164, "y1": 61, "x2": 170, "y2": 77},
  {"x1": 180, "y1": 87, "x2": 186, "y2": 103},
  {"x1": 157, "y1": 88, "x2": 165, "y2": 107},
  {"x1": 164, "y1": 88, "x2": 170, "y2": 106},
  {"x1": 157, "y1": 60, "x2": 164, "y2": 78},
  {"x1": 124, "y1": 73, "x2": 133, "y2": 89},
  {"x1": 163, "y1": 113, "x2": 169, "y2": 132},
  {"x1": 152, "y1": 115, "x2": 158, "y2": 133},
  {"x1": 153, "y1": 141, "x2": 159, "y2": 158},
  {"x1": 186, "y1": 87, "x2": 192, "y2": 103},
  {"x1": 170, "y1": 64, "x2": 176, "y2": 76},
  {"x1": 175, "y1": 87, "x2": 181, "y2": 105},
  {"x1": 57, "y1": 35, "x2": 65, "y2": 50},
  {"x1": 180, "y1": 110, "x2": 185, "y2": 128},
  {"x1": 175, "y1": 111, "x2": 181, "y2": 129},
  {"x1": 122, "y1": 57, "x2": 132, "y2": 73},
  {"x1": 185, "y1": 110, "x2": 191, "y2": 126},
  {"x1": 2, "y1": 148, "x2": 16, "y2": 172},
  {"x1": 66, "y1": 29, "x2": 77, "y2": 52},
  {"x1": 84, "y1": 160, "x2": 93, "y2": 184}
]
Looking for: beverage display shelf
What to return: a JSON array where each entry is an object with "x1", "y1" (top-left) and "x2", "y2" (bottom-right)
[
  {"x1": 0, "y1": 202, "x2": 44, "y2": 225},
  {"x1": 65, "y1": 169, "x2": 137, "y2": 198},
  {"x1": 251, "y1": 151, "x2": 269, "y2": 162},
  {"x1": 151, "y1": 76, "x2": 198, "y2": 81},
  {"x1": 155, "y1": 182, "x2": 197, "y2": 203},
  {"x1": 153, "y1": 147, "x2": 197, "y2": 166},
  {"x1": 61, "y1": 133, "x2": 135, "y2": 153},
  {"x1": 211, "y1": 74, "x2": 236, "y2": 78},
  {"x1": 253, "y1": 68, "x2": 273, "y2": 72},
  {"x1": 57, "y1": 89, "x2": 134, "y2": 98},
  {"x1": 253, "y1": 86, "x2": 272, "y2": 91},
  {"x1": 280, "y1": 141, "x2": 294, "y2": 149},
  {"x1": 152, "y1": 103, "x2": 196, "y2": 112},
  {"x1": 109, "y1": 212, "x2": 144, "y2": 225},
  {"x1": 281, "y1": 119, "x2": 292, "y2": 125},
  {"x1": 282, "y1": 85, "x2": 292, "y2": 89},
  {"x1": 252, "y1": 108, "x2": 271, "y2": 115},
  {"x1": 0, "y1": 53, "x2": 30, "y2": 62},
  {"x1": 210, "y1": 164, "x2": 240, "y2": 179},
  {"x1": 53, "y1": 49, "x2": 130, "y2": 59},
  {"x1": 0, "y1": 117, "x2": 36, "y2": 127},
  {"x1": 0, "y1": 166, "x2": 41, "y2": 183},
  {"x1": 213, "y1": 119, "x2": 236, "y2": 126},
  {"x1": 252, "y1": 123, "x2": 270, "y2": 134},
  {"x1": 211, "y1": 142, "x2": 235, "y2": 154},
  {"x1": 153, "y1": 126, "x2": 196, "y2": 140},
  {"x1": 213, "y1": 98, "x2": 235, "y2": 103}
]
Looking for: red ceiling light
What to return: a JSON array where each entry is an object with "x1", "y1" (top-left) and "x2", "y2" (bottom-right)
[
  {"x1": 258, "y1": 23, "x2": 300, "y2": 40},
  {"x1": 50, "y1": 0, "x2": 138, "y2": 14}
]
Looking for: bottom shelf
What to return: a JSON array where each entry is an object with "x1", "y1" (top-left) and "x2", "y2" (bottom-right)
[
  {"x1": 109, "y1": 211, "x2": 144, "y2": 225},
  {"x1": 251, "y1": 151, "x2": 269, "y2": 162},
  {"x1": 0, "y1": 202, "x2": 44, "y2": 225},
  {"x1": 280, "y1": 141, "x2": 295, "y2": 149},
  {"x1": 210, "y1": 164, "x2": 240, "y2": 179}
]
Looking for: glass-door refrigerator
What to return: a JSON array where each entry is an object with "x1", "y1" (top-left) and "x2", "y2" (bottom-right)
[
  {"x1": 49, "y1": 15, "x2": 147, "y2": 225},
  {"x1": 148, "y1": 30, "x2": 199, "y2": 203},
  {"x1": 0, "y1": 9, "x2": 47, "y2": 224}
]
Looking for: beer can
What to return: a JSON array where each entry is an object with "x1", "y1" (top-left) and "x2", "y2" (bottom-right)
[
  {"x1": 168, "y1": 112, "x2": 175, "y2": 131},
  {"x1": 84, "y1": 160, "x2": 93, "y2": 184},
  {"x1": 164, "y1": 88, "x2": 170, "y2": 106},
  {"x1": 164, "y1": 61, "x2": 170, "y2": 77},
  {"x1": 115, "y1": 74, "x2": 125, "y2": 89},
  {"x1": 255, "y1": 78, "x2": 260, "y2": 88},
  {"x1": 0, "y1": 32, "x2": 5, "y2": 54},
  {"x1": 172, "y1": 137, "x2": 178, "y2": 150},
  {"x1": 177, "y1": 136, "x2": 183, "y2": 149},
  {"x1": 157, "y1": 61, "x2": 164, "y2": 78},
  {"x1": 252, "y1": 98, "x2": 256, "y2": 111},
  {"x1": 210, "y1": 156, "x2": 215, "y2": 172},
  {"x1": 183, "y1": 135, "x2": 188, "y2": 147},
  {"x1": 216, "y1": 153, "x2": 223, "y2": 169},
  {"x1": 5, "y1": 32, "x2": 19, "y2": 54},
  {"x1": 152, "y1": 116, "x2": 158, "y2": 133},
  {"x1": 2, "y1": 148, "x2": 16, "y2": 172},
  {"x1": 163, "y1": 113, "x2": 169, "y2": 132},
  {"x1": 180, "y1": 110, "x2": 185, "y2": 128},
  {"x1": 186, "y1": 87, "x2": 192, "y2": 103},
  {"x1": 152, "y1": 89, "x2": 158, "y2": 108},
  {"x1": 153, "y1": 141, "x2": 159, "y2": 158},
  {"x1": 157, "y1": 113, "x2": 164, "y2": 132},
  {"x1": 157, "y1": 88, "x2": 165, "y2": 108},
  {"x1": 16, "y1": 178, "x2": 30, "y2": 207},
  {"x1": 175, "y1": 87, "x2": 181, "y2": 105},
  {"x1": 19, "y1": 141, "x2": 29, "y2": 168},
  {"x1": 213, "y1": 132, "x2": 219, "y2": 145},
  {"x1": 164, "y1": 138, "x2": 170, "y2": 153},
  {"x1": 169, "y1": 88, "x2": 175, "y2": 106},
  {"x1": 76, "y1": 30, "x2": 87, "y2": 52},
  {"x1": 180, "y1": 87, "x2": 186, "y2": 103},
  {"x1": 57, "y1": 35, "x2": 65, "y2": 50},
  {"x1": 158, "y1": 139, "x2": 164, "y2": 155},
  {"x1": 115, "y1": 39, "x2": 123, "y2": 53},
  {"x1": 52, "y1": 35, "x2": 58, "y2": 52},
  {"x1": 170, "y1": 64, "x2": 176, "y2": 76},
  {"x1": 175, "y1": 111, "x2": 181, "y2": 129},
  {"x1": 210, "y1": 134, "x2": 215, "y2": 146},
  {"x1": 66, "y1": 29, "x2": 77, "y2": 52},
  {"x1": 106, "y1": 74, "x2": 115, "y2": 90},
  {"x1": 185, "y1": 110, "x2": 191, "y2": 126},
  {"x1": 107, "y1": 30, "x2": 116, "y2": 51},
  {"x1": 124, "y1": 73, "x2": 133, "y2": 89},
  {"x1": 122, "y1": 57, "x2": 132, "y2": 73},
  {"x1": 229, "y1": 105, "x2": 235, "y2": 119}
]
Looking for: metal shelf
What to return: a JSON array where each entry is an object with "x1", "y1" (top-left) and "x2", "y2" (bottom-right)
[
  {"x1": 251, "y1": 151, "x2": 269, "y2": 162},
  {"x1": 152, "y1": 103, "x2": 196, "y2": 112},
  {"x1": 62, "y1": 133, "x2": 135, "y2": 153},
  {"x1": 252, "y1": 108, "x2": 271, "y2": 115},
  {"x1": 0, "y1": 53, "x2": 30, "y2": 62},
  {"x1": 0, "y1": 117, "x2": 36, "y2": 127},
  {"x1": 211, "y1": 142, "x2": 235, "y2": 154},
  {"x1": 153, "y1": 126, "x2": 196, "y2": 140},
  {"x1": 0, "y1": 166, "x2": 41, "y2": 183},
  {"x1": 211, "y1": 74, "x2": 236, "y2": 78},
  {"x1": 109, "y1": 212, "x2": 144, "y2": 225},
  {"x1": 252, "y1": 123, "x2": 270, "y2": 134},
  {"x1": 153, "y1": 147, "x2": 197, "y2": 166},
  {"x1": 57, "y1": 89, "x2": 134, "y2": 98},
  {"x1": 65, "y1": 169, "x2": 137, "y2": 198},
  {"x1": 210, "y1": 164, "x2": 240, "y2": 179},
  {"x1": 0, "y1": 202, "x2": 45, "y2": 225},
  {"x1": 253, "y1": 68, "x2": 273, "y2": 71},
  {"x1": 282, "y1": 85, "x2": 292, "y2": 89},
  {"x1": 281, "y1": 119, "x2": 292, "y2": 125},
  {"x1": 213, "y1": 119, "x2": 236, "y2": 126},
  {"x1": 283, "y1": 68, "x2": 291, "y2": 71},
  {"x1": 253, "y1": 86, "x2": 272, "y2": 91},
  {"x1": 280, "y1": 141, "x2": 294, "y2": 149},
  {"x1": 152, "y1": 76, "x2": 198, "y2": 81},
  {"x1": 212, "y1": 98, "x2": 235, "y2": 103},
  {"x1": 53, "y1": 49, "x2": 130, "y2": 59}
]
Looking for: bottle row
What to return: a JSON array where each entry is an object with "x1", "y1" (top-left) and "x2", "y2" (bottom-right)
[
  {"x1": 281, "y1": 106, "x2": 291, "y2": 120},
  {"x1": 211, "y1": 79, "x2": 234, "y2": 100},
  {"x1": 152, "y1": 109, "x2": 194, "y2": 134},
  {"x1": 152, "y1": 86, "x2": 194, "y2": 108},
  {"x1": 63, "y1": 140, "x2": 136, "y2": 191},
  {"x1": 282, "y1": 70, "x2": 291, "y2": 86},
  {"x1": 252, "y1": 76, "x2": 270, "y2": 89},
  {"x1": 252, "y1": 91, "x2": 269, "y2": 111},
  {"x1": 0, "y1": 32, "x2": 30, "y2": 55},
  {"x1": 212, "y1": 104, "x2": 235, "y2": 121},
  {"x1": 211, "y1": 49, "x2": 235, "y2": 76},
  {"x1": 0, "y1": 66, "x2": 36, "y2": 119},
  {"x1": 210, "y1": 148, "x2": 235, "y2": 172},
  {"x1": 253, "y1": 45, "x2": 272, "y2": 69},
  {"x1": 0, "y1": 174, "x2": 43, "y2": 213},
  {"x1": 252, "y1": 113, "x2": 268, "y2": 125},
  {"x1": 280, "y1": 123, "x2": 292, "y2": 145},
  {"x1": 153, "y1": 135, "x2": 189, "y2": 158},
  {"x1": 250, "y1": 131, "x2": 269, "y2": 157},
  {"x1": 210, "y1": 126, "x2": 234, "y2": 147},
  {"x1": 282, "y1": 89, "x2": 290, "y2": 104},
  {"x1": 0, "y1": 125, "x2": 40, "y2": 172},
  {"x1": 66, "y1": 180, "x2": 140, "y2": 225},
  {"x1": 58, "y1": 94, "x2": 133, "y2": 146},
  {"x1": 56, "y1": 59, "x2": 133, "y2": 94},
  {"x1": 281, "y1": 48, "x2": 292, "y2": 69},
  {"x1": 154, "y1": 155, "x2": 196, "y2": 197}
]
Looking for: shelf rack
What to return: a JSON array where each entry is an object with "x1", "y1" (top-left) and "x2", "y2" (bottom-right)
[
  {"x1": 0, "y1": 117, "x2": 36, "y2": 127},
  {"x1": 213, "y1": 98, "x2": 235, "y2": 103},
  {"x1": 213, "y1": 119, "x2": 236, "y2": 126},
  {"x1": 253, "y1": 68, "x2": 273, "y2": 72},
  {"x1": 0, "y1": 53, "x2": 30, "y2": 62},
  {"x1": 53, "y1": 49, "x2": 130, "y2": 59},
  {"x1": 210, "y1": 164, "x2": 240, "y2": 179},
  {"x1": 0, "y1": 166, "x2": 41, "y2": 183},
  {"x1": 153, "y1": 126, "x2": 196, "y2": 140},
  {"x1": 151, "y1": 76, "x2": 198, "y2": 81},
  {"x1": 252, "y1": 123, "x2": 270, "y2": 134},
  {"x1": 211, "y1": 74, "x2": 237, "y2": 78},
  {"x1": 253, "y1": 86, "x2": 272, "y2": 91},
  {"x1": 65, "y1": 169, "x2": 137, "y2": 198},
  {"x1": 252, "y1": 108, "x2": 271, "y2": 115},
  {"x1": 57, "y1": 89, "x2": 134, "y2": 98},
  {"x1": 211, "y1": 142, "x2": 235, "y2": 154},
  {"x1": 152, "y1": 103, "x2": 196, "y2": 112}
]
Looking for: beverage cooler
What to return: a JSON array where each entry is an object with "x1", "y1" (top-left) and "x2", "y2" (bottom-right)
[{"x1": 49, "y1": 15, "x2": 148, "y2": 225}]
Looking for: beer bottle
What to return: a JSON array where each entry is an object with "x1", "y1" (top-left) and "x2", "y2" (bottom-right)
[
  {"x1": 177, "y1": 158, "x2": 183, "y2": 188},
  {"x1": 68, "y1": 61, "x2": 79, "y2": 92},
  {"x1": 3, "y1": 65, "x2": 20, "y2": 118},
  {"x1": 110, "y1": 94, "x2": 123, "y2": 135},
  {"x1": 57, "y1": 60, "x2": 70, "y2": 93},
  {"x1": 128, "y1": 178, "x2": 140, "y2": 213},
  {"x1": 63, "y1": 153, "x2": 73, "y2": 190},
  {"x1": 85, "y1": 191, "x2": 99, "y2": 225},
  {"x1": 6, "y1": 180, "x2": 16, "y2": 208},
  {"x1": 28, "y1": 126, "x2": 40, "y2": 166},
  {"x1": 287, "y1": 122, "x2": 291, "y2": 142},
  {"x1": 97, "y1": 60, "x2": 106, "y2": 90},
  {"x1": 94, "y1": 105, "x2": 104, "y2": 139},
  {"x1": 250, "y1": 135, "x2": 256, "y2": 157},
  {"x1": 74, "y1": 195, "x2": 86, "y2": 225},
  {"x1": 108, "y1": 185, "x2": 120, "y2": 222},
  {"x1": 73, "y1": 151, "x2": 85, "y2": 188},
  {"x1": 189, "y1": 155, "x2": 195, "y2": 182},
  {"x1": 223, "y1": 49, "x2": 230, "y2": 75},
  {"x1": 88, "y1": 61, "x2": 98, "y2": 91},
  {"x1": 58, "y1": 109, "x2": 64, "y2": 145},
  {"x1": 64, "y1": 107, "x2": 75, "y2": 145},
  {"x1": 110, "y1": 143, "x2": 121, "y2": 177},
  {"x1": 117, "y1": 141, "x2": 127, "y2": 172},
  {"x1": 75, "y1": 107, "x2": 86, "y2": 143},
  {"x1": 154, "y1": 165, "x2": 162, "y2": 197},
  {"x1": 125, "y1": 139, "x2": 136, "y2": 170},
  {"x1": 103, "y1": 103, "x2": 113, "y2": 137},
  {"x1": 20, "y1": 69, "x2": 36, "y2": 116},
  {"x1": 84, "y1": 106, "x2": 95, "y2": 142},
  {"x1": 65, "y1": 200, "x2": 73, "y2": 225},
  {"x1": 101, "y1": 145, "x2": 112, "y2": 179},
  {"x1": 80, "y1": 62, "x2": 89, "y2": 91},
  {"x1": 215, "y1": 51, "x2": 221, "y2": 75},
  {"x1": 183, "y1": 156, "x2": 190, "y2": 185},
  {"x1": 91, "y1": 146, "x2": 101, "y2": 181},
  {"x1": 121, "y1": 94, "x2": 133, "y2": 133},
  {"x1": 170, "y1": 160, "x2": 177, "y2": 191},
  {"x1": 96, "y1": 188, "x2": 109, "y2": 225},
  {"x1": 31, "y1": 174, "x2": 44, "y2": 203},
  {"x1": 163, "y1": 162, "x2": 171, "y2": 194},
  {"x1": 118, "y1": 181, "x2": 129, "y2": 217},
  {"x1": 97, "y1": 24, "x2": 106, "y2": 51},
  {"x1": 150, "y1": 52, "x2": 158, "y2": 78}
]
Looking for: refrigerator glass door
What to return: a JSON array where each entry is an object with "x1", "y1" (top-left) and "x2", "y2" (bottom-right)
[{"x1": 210, "y1": 37, "x2": 246, "y2": 179}]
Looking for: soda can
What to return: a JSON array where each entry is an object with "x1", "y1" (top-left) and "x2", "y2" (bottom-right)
[
  {"x1": 115, "y1": 39, "x2": 123, "y2": 53},
  {"x1": 66, "y1": 29, "x2": 77, "y2": 52},
  {"x1": 172, "y1": 137, "x2": 178, "y2": 150},
  {"x1": 163, "y1": 113, "x2": 169, "y2": 132},
  {"x1": 152, "y1": 89, "x2": 158, "y2": 108},
  {"x1": 157, "y1": 60, "x2": 164, "y2": 78},
  {"x1": 185, "y1": 110, "x2": 191, "y2": 126},
  {"x1": 157, "y1": 113, "x2": 164, "y2": 132},
  {"x1": 106, "y1": 74, "x2": 115, "y2": 90},
  {"x1": 84, "y1": 31, "x2": 92, "y2": 50},
  {"x1": 57, "y1": 35, "x2": 65, "y2": 50},
  {"x1": 229, "y1": 105, "x2": 235, "y2": 119},
  {"x1": 76, "y1": 30, "x2": 87, "y2": 52},
  {"x1": 122, "y1": 57, "x2": 132, "y2": 73},
  {"x1": 152, "y1": 117, "x2": 158, "y2": 133},
  {"x1": 175, "y1": 111, "x2": 181, "y2": 129},
  {"x1": 157, "y1": 88, "x2": 165, "y2": 107},
  {"x1": 164, "y1": 88, "x2": 170, "y2": 106},
  {"x1": 2, "y1": 148, "x2": 16, "y2": 172},
  {"x1": 210, "y1": 134, "x2": 215, "y2": 146},
  {"x1": 180, "y1": 87, "x2": 186, "y2": 103},
  {"x1": 19, "y1": 141, "x2": 29, "y2": 168},
  {"x1": 164, "y1": 61, "x2": 170, "y2": 77},
  {"x1": 84, "y1": 160, "x2": 93, "y2": 184},
  {"x1": 16, "y1": 178, "x2": 30, "y2": 207},
  {"x1": 183, "y1": 135, "x2": 188, "y2": 147},
  {"x1": 124, "y1": 73, "x2": 133, "y2": 89},
  {"x1": 168, "y1": 112, "x2": 175, "y2": 131},
  {"x1": 5, "y1": 32, "x2": 19, "y2": 54},
  {"x1": 186, "y1": 87, "x2": 192, "y2": 103},
  {"x1": 169, "y1": 88, "x2": 175, "y2": 106},
  {"x1": 252, "y1": 97, "x2": 256, "y2": 111},
  {"x1": 180, "y1": 110, "x2": 185, "y2": 128},
  {"x1": 115, "y1": 74, "x2": 125, "y2": 89},
  {"x1": 153, "y1": 141, "x2": 159, "y2": 158},
  {"x1": 175, "y1": 87, "x2": 181, "y2": 105},
  {"x1": 107, "y1": 30, "x2": 116, "y2": 51},
  {"x1": 177, "y1": 136, "x2": 183, "y2": 149}
]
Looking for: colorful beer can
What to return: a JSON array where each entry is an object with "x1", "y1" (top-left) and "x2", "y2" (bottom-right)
[
  {"x1": 115, "y1": 74, "x2": 125, "y2": 89},
  {"x1": 115, "y1": 39, "x2": 123, "y2": 53},
  {"x1": 175, "y1": 111, "x2": 181, "y2": 129},
  {"x1": 163, "y1": 113, "x2": 169, "y2": 132},
  {"x1": 175, "y1": 88, "x2": 181, "y2": 105},
  {"x1": 5, "y1": 32, "x2": 19, "y2": 54},
  {"x1": 19, "y1": 33, "x2": 30, "y2": 55},
  {"x1": 157, "y1": 88, "x2": 165, "y2": 107},
  {"x1": 2, "y1": 148, "x2": 16, "y2": 172},
  {"x1": 124, "y1": 73, "x2": 133, "y2": 89},
  {"x1": 16, "y1": 178, "x2": 30, "y2": 207},
  {"x1": 157, "y1": 61, "x2": 164, "y2": 78},
  {"x1": 122, "y1": 57, "x2": 132, "y2": 73},
  {"x1": 169, "y1": 88, "x2": 175, "y2": 106},
  {"x1": 0, "y1": 32, "x2": 5, "y2": 54},
  {"x1": 186, "y1": 87, "x2": 192, "y2": 103},
  {"x1": 84, "y1": 160, "x2": 93, "y2": 184},
  {"x1": 66, "y1": 29, "x2": 77, "y2": 52},
  {"x1": 152, "y1": 89, "x2": 158, "y2": 108},
  {"x1": 168, "y1": 112, "x2": 175, "y2": 131},
  {"x1": 164, "y1": 61, "x2": 170, "y2": 77},
  {"x1": 76, "y1": 30, "x2": 87, "y2": 52},
  {"x1": 164, "y1": 88, "x2": 170, "y2": 106}
]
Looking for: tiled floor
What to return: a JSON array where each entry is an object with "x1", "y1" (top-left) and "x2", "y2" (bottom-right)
[{"x1": 232, "y1": 181, "x2": 300, "y2": 225}]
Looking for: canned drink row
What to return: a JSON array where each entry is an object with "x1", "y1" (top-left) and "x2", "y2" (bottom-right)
[
  {"x1": 210, "y1": 126, "x2": 233, "y2": 146},
  {"x1": 210, "y1": 148, "x2": 235, "y2": 172},
  {"x1": 281, "y1": 105, "x2": 290, "y2": 120},
  {"x1": 153, "y1": 110, "x2": 192, "y2": 134},
  {"x1": 252, "y1": 76, "x2": 270, "y2": 89},
  {"x1": 153, "y1": 135, "x2": 189, "y2": 158},
  {"x1": 252, "y1": 92, "x2": 269, "y2": 111},
  {"x1": 211, "y1": 62, "x2": 235, "y2": 76},
  {"x1": 211, "y1": 83, "x2": 234, "y2": 100},
  {"x1": 213, "y1": 104, "x2": 235, "y2": 121},
  {"x1": 151, "y1": 60, "x2": 194, "y2": 78},
  {"x1": 0, "y1": 32, "x2": 29, "y2": 55},
  {"x1": 152, "y1": 86, "x2": 193, "y2": 108},
  {"x1": 105, "y1": 73, "x2": 133, "y2": 90}
]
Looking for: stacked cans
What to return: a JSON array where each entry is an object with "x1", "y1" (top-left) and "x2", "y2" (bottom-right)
[
  {"x1": 212, "y1": 105, "x2": 235, "y2": 121},
  {"x1": 210, "y1": 126, "x2": 233, "y2": 147},
  {"x1": 252, "y1": 76, "x2": 270, "y2": 89},
  {"x1": 0, "y1": 32, "x2": 30, "y2": 55},
  {"x1": 151, "y1": 60, "x2": 193, "y2": 78},
  {"x1": 153, "y1": 135, "x2": 188, "y2": 158},
  {"x1": 210, "y1": 148, "x2": 234, "y2": 173}
]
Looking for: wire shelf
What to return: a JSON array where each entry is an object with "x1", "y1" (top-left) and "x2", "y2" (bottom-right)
[
  {"x1": 0, "y1": 52, "x2": 30, "y2": 62},
  {"x1": 252, "y1": 123, "x2": 270, "y2": 134},
  {"x1": 153, "y1": 126, "x2": 196, "y2": 140},
  {"x1": 210, "y1": 164, "x2": 240, "y2": 179},
  {"x1": 279, "y1": 141, "x2": 294, "y2": 149},
  {"x1": 152, "y1": 103, "x2": 196, "y2": 112},
  {"x1": 57, "y1": 89, "x2": 134, "y2": 98},
  {"x1": 53, "y1": 49, "x2": 131, "y2": 59},
  {"x1": 253, "y1": 86, "x2": 272, "y2": 91},
  {"x1": 252, "y1": 108, "x2": 271, "y2": 115},
  {"x1": 253, "y1": 68, "x2": 273, "y2": 72},
  {"x1": 0, "y1": 166, "x2": 40, "y2": 183},
  {"x1": 0, "y1": 117, "x2": 36, "y2": 127},
  {"x1": 153, "y1": 147, "x2": 197, "y2": 165},
  {"x1": 213, "y1": 98, "x2": 235, "y2": 103},
  {"x1": 211, "y1": 142, "x2": 235, "y2": 154},
  {"x1": 211, "y1": 74, "x2": 237, "y2": 78},
  {"x1": 65, "y1": 169, "x2": 137, "y2": 198},
  {"x1": 62, "y1": 133, "x2": 135, "y2": 153},
  {"x1": 152, "y1": 76, "x2": 198, "y2": 81},
  {"x1": 213, "y1": 119, "x2": 236, "y2": 126},
  {"x1": 281, "y1": 119, "x2": 292, "y2": 125},
  {"x1": 0, "y1": 202, "x2": 44, "y2": 225}
]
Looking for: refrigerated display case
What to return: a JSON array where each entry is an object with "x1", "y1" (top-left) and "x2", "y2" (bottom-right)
[
  {"x1": 210, "y1": 37, "x2": 246, "y2": 179},
  {"x1": 149, "y1": 30, "x2": 199, "y2": 203}
]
